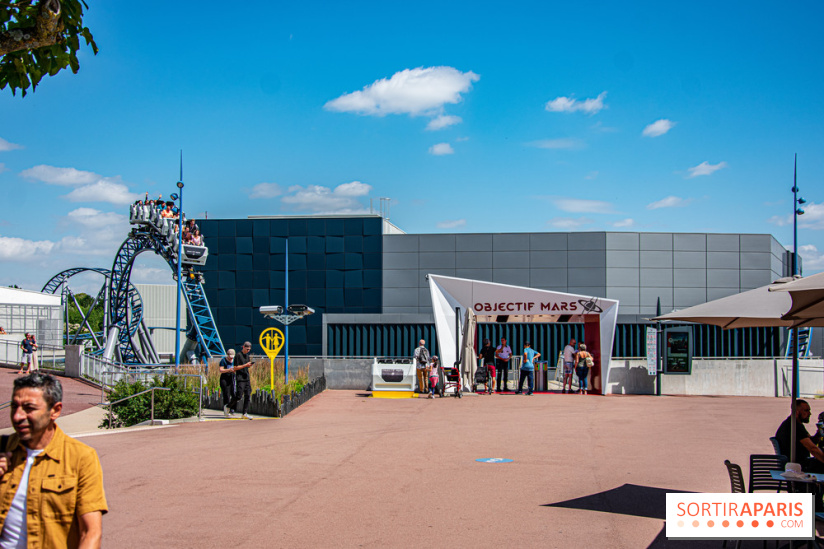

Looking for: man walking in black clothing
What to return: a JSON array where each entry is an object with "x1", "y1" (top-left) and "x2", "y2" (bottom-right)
[{"x1": 229, "y1": 342, "x2": 254, "y2": 419}]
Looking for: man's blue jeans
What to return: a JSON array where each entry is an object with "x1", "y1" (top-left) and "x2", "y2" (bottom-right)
[{"x1": 517, "y1": 369, "x2": 534, "y2": 394}]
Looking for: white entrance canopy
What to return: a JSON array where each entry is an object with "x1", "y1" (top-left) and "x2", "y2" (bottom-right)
[{"x1": 427, "y1": 275, "x2": 619, "y2": 394}]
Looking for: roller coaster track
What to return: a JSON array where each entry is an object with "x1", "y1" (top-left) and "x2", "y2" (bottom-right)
[
  {"x1": 108, "y1": 225, "x2": 224, "y2": 364},
  {"x1": 41, "y1": 267, "x2": 144, "y2": 351}
]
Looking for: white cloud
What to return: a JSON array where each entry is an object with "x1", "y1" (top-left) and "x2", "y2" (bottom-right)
[
  {"x1": 429, "y1": 143, "x2": 454, "y2": 155},
  {"x1": 65, "y1": 208, "x2": 127, "y2": 229},
  {"x1": 584, "y1": 171, "x2": 598, "y2": 180},
  {"x1": 249, "y1": 182, "x2": 282, "y2": 199},
  {"x1": 426, "y1": 115, "x2": 462, "y2": 131},
  {"x1": 280, "y1": 181, "x2": 373, "y2": 213},
  {"x1": 613, "y1": 218, "x2": 635, "y2": 228},
  {"x1": 333, "y1": 181, "x2": 371, "y2": 197},
  {"x1": 64, "y1": 180, "x2": 141, "y2": 205},
  {"x1": 527, "y1": 138, "x2": 586, "y2": 150},
  {"x1": 553, "y1": 198, "x2": 616, "y2": 214},
  {"x1": 0, "y1": 138, "x2": 22, "y2": 152},
  {"x1": 548, "y1": 217, "x2": 593, "y2": 229},
  {"x1": 545, "y1": 92, "x2": 607, "y2": 114},
  {"x1": 687, "y1": 161, "x2": 727, "y2": 178},
  {"x1": 647, "y1": 196, "x2": 692, "y2": 209},
  {"x1": 777, "y1": 202, "x2": 824, "y2": 230},
  {"x1": 799, "y1": 244, "x2": 824, "y2": 271},
  {"x1": 21, "y1": 165, "x2": 100, "y2": 185},
  {"x1": 324, "y1": 66, "x2": 479, "y2": 117},
  {"x1": 642, "y1": 119, "x2": 676, "y2": 137},
  {"x1": 437, "y1": 219, "x2": 466, "y2": 229},
  {"x1": 0, "y1": 236, "x2": 55, "y2": 260}
]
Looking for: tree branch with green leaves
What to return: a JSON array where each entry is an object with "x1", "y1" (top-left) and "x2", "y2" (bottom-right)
[{"x1": 0, "y1": 0, "x2": 97, "y2": 96}]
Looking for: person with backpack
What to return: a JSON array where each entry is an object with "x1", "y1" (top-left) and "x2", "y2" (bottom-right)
[
  {"x1": 575, "y1": 343, "x2": 594, "y2": 395},
  {"x1": 413, "y1": 339, "x2": 430, "y2": 394}
]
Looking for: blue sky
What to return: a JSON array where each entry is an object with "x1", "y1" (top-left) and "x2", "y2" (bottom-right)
[{"x1": 2, "y1": 0, "x2": 824, "y2": 290}]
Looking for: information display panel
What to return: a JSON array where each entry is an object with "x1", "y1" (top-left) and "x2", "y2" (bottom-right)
[{"x1": 664, "y1": 327, "x2": 692, "y2": 375}]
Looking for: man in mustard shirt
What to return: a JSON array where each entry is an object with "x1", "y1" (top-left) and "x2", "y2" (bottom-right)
[{"x1": 0, "y1": 373, "x2": 107, "y2": 548}]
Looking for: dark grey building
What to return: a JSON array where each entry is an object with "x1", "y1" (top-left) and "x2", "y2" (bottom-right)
[{"x1": 199, "y1": 214, "x2": 797, "y2": 358}]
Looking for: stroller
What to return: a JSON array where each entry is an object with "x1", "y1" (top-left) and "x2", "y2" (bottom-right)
[
  {"x1": 473, "y1": 363, "x2": 492, "y2": 394},
  {"x1": 438, "y1": 362, "x2": 463, "y2": 398}
]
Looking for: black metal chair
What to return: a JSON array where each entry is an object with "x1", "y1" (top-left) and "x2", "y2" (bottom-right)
[
  {"x1": 769, "y1": 436, "x2": 783, "y2": 456},
  {"x1": 723, "y1": 460, "x2": 745, "y2": 549},
  {"x1": 725, "y1": 459, "x2": 746, "y2": 493},
  {"x1": 749, "y1": 454, "x2": 788, "y2": 493}
]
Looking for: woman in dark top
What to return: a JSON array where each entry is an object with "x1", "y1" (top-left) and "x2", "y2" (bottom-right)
[
  {"x1": 478, "y1": 339, "x2": 496, "y2": 394},
  {"x1": 219, "y1": 349, "x2": 236, "y2": 417}
]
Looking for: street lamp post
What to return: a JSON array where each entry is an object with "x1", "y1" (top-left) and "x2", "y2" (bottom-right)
[
  {"x1": 790, "y1": 153, "x2": 806, "y2": 464},
  {"x1": 172, "y1": 180, "x2": 184, "y2": 371}
]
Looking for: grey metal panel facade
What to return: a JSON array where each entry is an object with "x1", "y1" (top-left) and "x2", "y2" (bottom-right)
[{"x1": 380, "y1": 231, "x2": 788, "y2": 323}]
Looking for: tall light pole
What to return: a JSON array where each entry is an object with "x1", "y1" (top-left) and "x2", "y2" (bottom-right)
[
  {"x1": 790, "y1": 153, "x2": 806, "y2": 463},
  {"x1": 173, "y1": 159, "x2": 184, "y2": 371}
]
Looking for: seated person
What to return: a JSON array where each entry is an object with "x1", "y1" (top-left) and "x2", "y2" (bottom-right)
[
  {"x1": 190, "y1": 229, "x2": 203, "y2": 246},
  {"x1": 161, "y1": 202, "x2": 175, "y2": 218},
  {"x1": 776, "y1": 399, "x2": 824, "y2": 473},
  {"x1": 0, "y1": 326, "x2": 6, "y2": 334}
]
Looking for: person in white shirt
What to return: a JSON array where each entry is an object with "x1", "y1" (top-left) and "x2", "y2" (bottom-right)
[{"x1": 562, "y1": 338, "x2": 577, "y2": 394}]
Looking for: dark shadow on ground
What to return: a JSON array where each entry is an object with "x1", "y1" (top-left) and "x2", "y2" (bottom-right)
[
  {"x1": 544, "y1": 484, "x2": 724, "y2": 548},
  {"x1": 543, "y1": 483, "x2": 693, "y2": 520}
]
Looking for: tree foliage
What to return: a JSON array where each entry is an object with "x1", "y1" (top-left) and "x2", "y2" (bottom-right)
[
  {"x1": 0, "y1": 0, "x2": 97, "y2": 96},
  {"x1": 100, "y1": 376, "x2": 200, "y2": 428},
  {"x1": 66, "y1": 292, "x2": 104, "y2": 334}
]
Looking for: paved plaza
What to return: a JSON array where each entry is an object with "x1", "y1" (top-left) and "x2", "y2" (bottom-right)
[{"x1": 53, "y1": 389, "x2": 798, "y2": 548}]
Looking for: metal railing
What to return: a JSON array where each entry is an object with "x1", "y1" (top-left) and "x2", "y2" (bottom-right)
[
  {"x1": 104, "y1": 386, "x2": 171, "y2": 428},
  {"x1": 99, "y1": 370, "x2": 203, "y2": 420},
  {"x1": 0, "y1": 339, "x2": 65, "y2": 372}
]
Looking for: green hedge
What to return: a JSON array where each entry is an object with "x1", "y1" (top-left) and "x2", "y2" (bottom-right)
[{"x1": 100, "y1": 375, "x2": 199, "y2": 428}]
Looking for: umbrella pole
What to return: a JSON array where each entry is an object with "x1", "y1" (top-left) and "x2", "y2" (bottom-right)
[
  {"x1": 656, "y1": 298, "x2": 662, "y2": 397},
  {"x1": 791, "y1": 326, "x2": 798, "y2": 464},
  {"x1": 790, "y1": 154, "x2": 799, "y2": 464}
]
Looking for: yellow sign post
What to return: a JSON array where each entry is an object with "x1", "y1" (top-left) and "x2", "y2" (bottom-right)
[{"x1": 259, "y1": 327, "x2": 285, "y2": 390}]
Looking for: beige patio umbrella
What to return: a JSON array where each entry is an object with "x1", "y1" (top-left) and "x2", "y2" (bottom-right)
[
  {"x1": 652, "y1": 281, "x2": 805, "y2": 329},
  {"x1": 769, "y1": 271, "x2": 824, "y2": 325}
]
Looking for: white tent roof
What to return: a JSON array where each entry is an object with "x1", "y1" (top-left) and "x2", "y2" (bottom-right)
[
  {"x1": 427, "y1": 275, "x2": 619, "y2": 389},
  {"x1": 0, "y1": 287, "x2": 60, "y2": 307}
]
